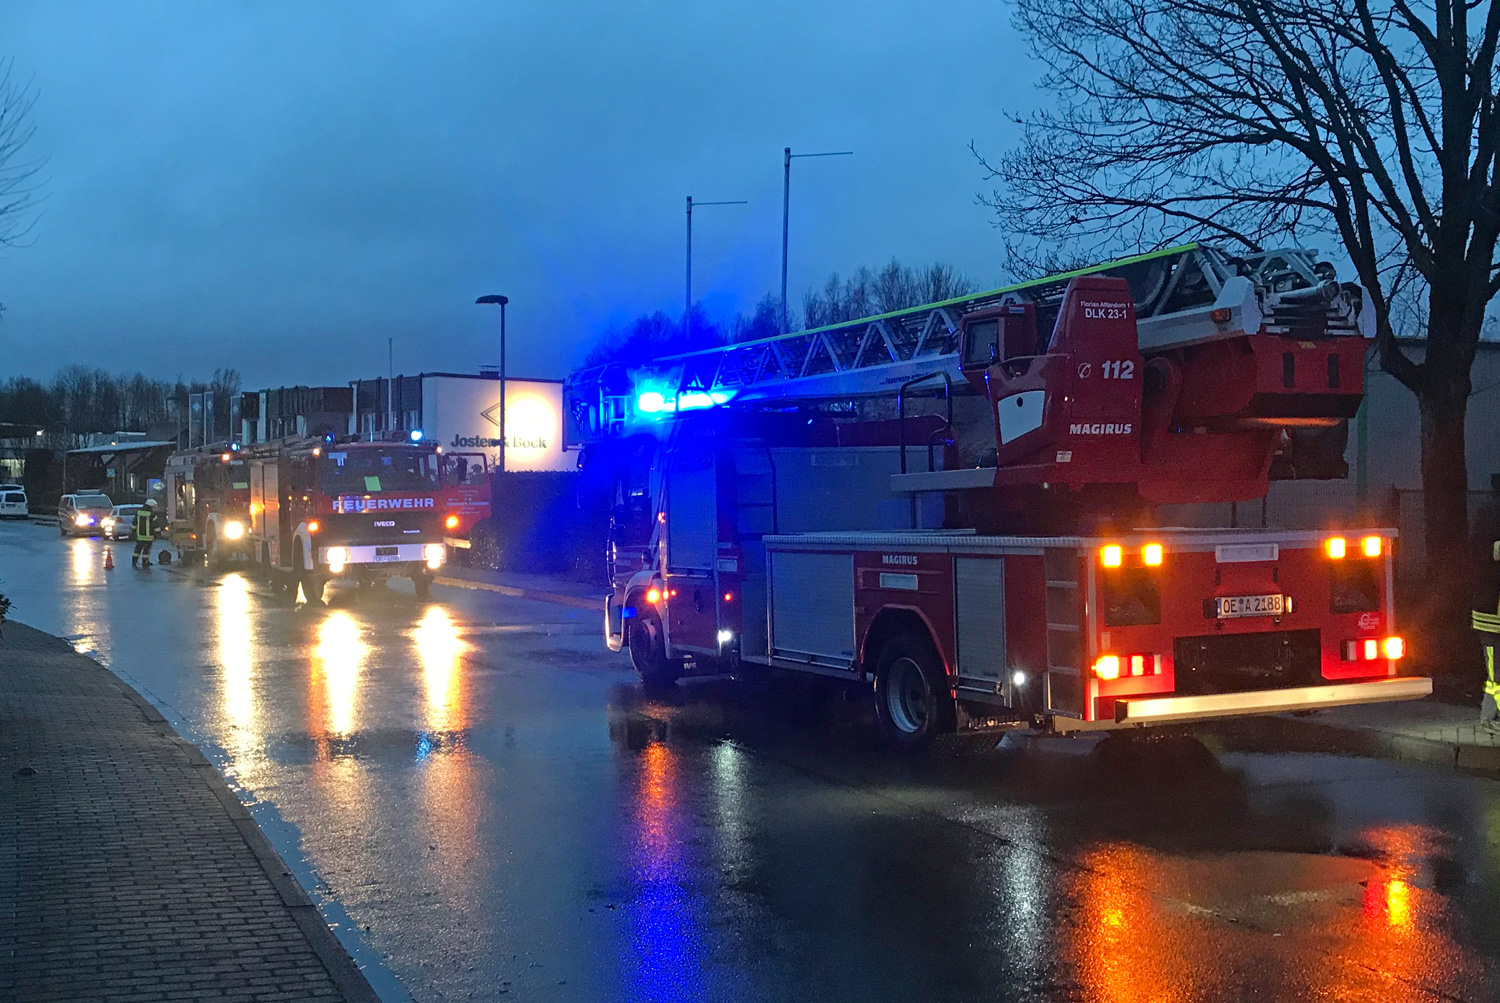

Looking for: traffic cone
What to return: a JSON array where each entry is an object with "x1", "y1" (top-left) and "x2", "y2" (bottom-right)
[{"x1": 103, "y1": 547, "x2": 114, "y2": 571}]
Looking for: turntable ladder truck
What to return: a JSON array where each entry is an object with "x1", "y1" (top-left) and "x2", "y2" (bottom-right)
[{"x1": 566, "y1": 244, "x2": 1431, "y2": 750}]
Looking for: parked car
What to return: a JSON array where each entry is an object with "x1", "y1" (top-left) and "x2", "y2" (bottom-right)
[
  {"x1": 101, "y1": 504, "x2": 143, "y2": 540},
  {"x1": 0, "y1": 485, "x2": 26, "y2": 519},
  {"x1": 58, "y1": 492, "x2": 114, "y2": 537}
]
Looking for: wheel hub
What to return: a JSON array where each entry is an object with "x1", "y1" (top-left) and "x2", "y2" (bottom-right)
[{"x1": 886, "y1": 656, "x2": 930, "y2": 734}]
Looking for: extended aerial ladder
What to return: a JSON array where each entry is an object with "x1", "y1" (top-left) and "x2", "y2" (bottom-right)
[{"x1": 565, "y1": 242, "x2": 1373, "y2": 523}]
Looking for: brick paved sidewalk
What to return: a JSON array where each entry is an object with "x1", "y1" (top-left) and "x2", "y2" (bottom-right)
[
  {"x1": 1216, "y1": 696, "x2": 1500, "y2": 777},
  {"x1": 0, "y1": 621, "x2": 382, "y2": 1003}
]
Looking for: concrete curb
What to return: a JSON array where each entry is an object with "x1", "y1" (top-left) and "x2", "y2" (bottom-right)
[
  {"x1": 434, "y1": 573, "x2": 601, "y2": 611},
  {"x1": 1212, "y1": 712, "x2": 1500, "y2": 778},
  {"x1": 53, "y1": 630, "x2": 387, "y2": 1003}
]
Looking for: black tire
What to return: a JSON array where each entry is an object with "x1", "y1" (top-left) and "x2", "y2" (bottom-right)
[
  {"x1": 628, "y1": 607, "x2": 681, "y2": 689},
  {"x1": 872, "y1": 632, "x2": 957, "y2": 753},
  {"x1": 413, "y1": 572, "x2": 432, "y2": 600}
]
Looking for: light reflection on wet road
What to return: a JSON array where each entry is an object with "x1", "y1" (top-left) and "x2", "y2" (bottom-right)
[{"x1": 4, "y1": 522, "x2": 1500, "y2": 1001}]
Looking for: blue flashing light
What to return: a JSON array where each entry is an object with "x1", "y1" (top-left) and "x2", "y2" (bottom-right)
[
  {"x1": 409, "y1": 429, "x2": 424, "y2": 442},
  {"x1": 637, "y1": 391, "x2": 669, "y2": 414},
  {"x1": 677, "y1": 392, "x2": 715, "y2": 411},
  {"x1": 622, "y1": 606, "x2": 638, "y2": 619},
  {"x1": 230, "y1": 442, "x2": 240, "y2": 452}
]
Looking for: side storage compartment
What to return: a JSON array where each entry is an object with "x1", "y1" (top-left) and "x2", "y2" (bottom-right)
[{"x1": 768, "y1": 550, "x2": 856, "y2": 670}]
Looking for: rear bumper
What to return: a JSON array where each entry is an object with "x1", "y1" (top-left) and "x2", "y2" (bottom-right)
[{"x1": 1053, "y1": 676, "x2": 1432, "y2": 731}]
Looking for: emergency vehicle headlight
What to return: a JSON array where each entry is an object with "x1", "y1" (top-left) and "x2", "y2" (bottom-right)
[
  {"x1": 1142, "y1": 542, "x2": 1163, "y2": 566},
  {"x1": 1093, "y1": 654, "x2": 1121, "y2": 680},
  {"x1": 1361, "y1": 535, "x2": 1382, "y2": 557},
  {"x1": 74, "y1": 513, "x2": 90, "y2": 526},
  {"x1": 326, "y1": 546, "x2": 351, "y2": 564},
  {"x1": 717, "y1": 629, "x2": 734, "y2": 645},
  {"x1": 222, "y1": 521, "x2": 245, "y2": 540},
  {"x1": 1100, "y1": 545, "x2": 1123, "y2": 568},
  {"x1": 1383, "y1": 636, "x2": 1405, "y2": 659},
  {"x1": 445, "y1": 515, "x2": 459, "y2": 530},
  {"x1": 423, "y1": 543, "x2": 446, "y2": 564},
  {"x1": 1325, "y1": 536, "x2": 1346, "y2": 559},
  {"x1": 1012, "y1": 670, "x2": 1027, "y2": 688}
]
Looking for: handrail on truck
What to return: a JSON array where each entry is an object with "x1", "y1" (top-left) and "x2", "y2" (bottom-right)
[{"x1": 896, "y1": 370, "x2": 953, "y2": 476}]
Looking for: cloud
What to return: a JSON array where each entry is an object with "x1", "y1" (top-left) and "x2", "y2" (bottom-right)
[{"x1": 0, "y1": 0, "x2": 1026, "y2": 390}]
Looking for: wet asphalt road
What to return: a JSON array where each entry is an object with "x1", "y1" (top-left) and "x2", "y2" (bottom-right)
[{"x1": 4, "y1": 521, "x2": 1500, "y2": 1002}]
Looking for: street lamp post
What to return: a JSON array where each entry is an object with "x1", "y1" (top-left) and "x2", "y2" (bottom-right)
[
  {"x1": 685, "y1": 195, "x2": 746, "y2": 344},
  {"x1": 475, "y1": 293, "x2": 510, "y2": 473},
  {"x1": 781, "y1": 147, "x2": 853, "y2": 333}
]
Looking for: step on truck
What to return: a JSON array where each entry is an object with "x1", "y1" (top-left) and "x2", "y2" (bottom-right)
[
  {"x1": 566, "y1": 243, "x2": 1432, "y2": 750},
  {"x1": 245, "y1": 434, "x2": 448, "y2": 603}
]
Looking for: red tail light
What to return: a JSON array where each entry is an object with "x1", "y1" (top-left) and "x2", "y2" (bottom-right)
[
  {"x1": 1094, "y1": 653, "x2": 1162, "y2": 679},
  {"x1": 1341, "y1": 636, "x2": 1404, "y2": 661}
]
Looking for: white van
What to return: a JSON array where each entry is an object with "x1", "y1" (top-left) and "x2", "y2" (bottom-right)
[{"x1": 0, "y1": 486, "x2": 26, "y2": 519}]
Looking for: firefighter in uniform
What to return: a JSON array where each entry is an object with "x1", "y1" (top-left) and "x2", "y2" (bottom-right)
[
  {"x1": 1474, "y1": 475, "x2": 1500, "y2": 728},
  {"x1": 132, "y1": 498, "x2": 160, "y2": 567}
]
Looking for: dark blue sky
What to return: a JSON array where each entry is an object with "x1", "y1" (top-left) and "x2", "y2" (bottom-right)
[{"x1": 2, "y1": 1, "x2": 1031, "y2": 388}]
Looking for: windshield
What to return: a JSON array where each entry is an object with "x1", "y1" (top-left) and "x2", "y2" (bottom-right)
[
  {"x1": 76, "y1": 493, "x2": 112, "y2": 508},
  {"x1": 321, "y1": 449, "x2": 435, "y2": 495}
]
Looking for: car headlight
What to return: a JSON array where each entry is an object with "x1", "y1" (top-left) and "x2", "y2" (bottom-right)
[
  {"x1": 423, "y1": 543, "x2": 445, "y2": 565},
  {"x1": 74, "y1": 513, "x2": 90, "y2": 526},
  {"x1": 102, "y1": 518, "x2": 115, "y2": 530},
  {"x1": 325, "y1": 546, "x2": 350, "y2": 564},
  {"x1": 222, "y1": 520, "x2": 245, "y2": 540}
]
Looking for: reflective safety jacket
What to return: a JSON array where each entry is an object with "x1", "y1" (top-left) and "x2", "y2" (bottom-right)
[
  {"x1": 134, "y1": 508, "x2": 155, "y2": 542},
  {"x1": 1476, "y1": 605, "x2": 1500, "y2": 699}
]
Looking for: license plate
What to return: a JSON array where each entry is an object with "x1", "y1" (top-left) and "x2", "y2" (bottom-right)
[
  {"x1": 1214, "y1": 593, "x2": 1285, "y2": 618},
  {"x1": 374, "y1": 546, "x2": 400, "y2": 561}
]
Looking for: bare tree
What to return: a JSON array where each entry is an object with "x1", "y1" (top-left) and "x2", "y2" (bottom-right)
[
  {"x1": 804, "y1": 260, "x2": 977, "y2": 329},
  {"x1": 0, "y1": 59, "x2": 41, "y2": 250},
  {"x1": 979, "y1": 0, "x2": 1500, "y2": 676}
]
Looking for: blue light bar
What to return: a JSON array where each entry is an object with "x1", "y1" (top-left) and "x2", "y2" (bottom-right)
[
  {"x1": 637, "y1": 391, "x2": 671, "y2": 414},
  {"x1": 409, "y1": 429, "x2": 424, "y2": 442}
]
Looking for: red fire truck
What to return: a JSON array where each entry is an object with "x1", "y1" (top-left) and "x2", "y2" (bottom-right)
[
  {"x1": 245, "y1": 434, "x2": 448, "y2": 603},
  {"x1": 566, "y1": 244, "x2": 1431, "y2": 750},
  {"x1": 164, "y1": 442, "x2": 253, "y2": 565}
]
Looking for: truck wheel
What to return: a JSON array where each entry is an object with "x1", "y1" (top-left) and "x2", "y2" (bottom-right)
[
  {"x1": 628, "y1": 608, "x2": 681, "y2": 689},
  {"x1": 873, "y1": 632, "x2": 957, "y2": 753}
]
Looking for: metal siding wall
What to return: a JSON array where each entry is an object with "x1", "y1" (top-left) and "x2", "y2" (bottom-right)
[
  {"x1": 955, "y1": 557, "x2": 1006, "y2": 685},
  {"x1": 769, "y1": 551, "x2": 855, "y2": 664}
]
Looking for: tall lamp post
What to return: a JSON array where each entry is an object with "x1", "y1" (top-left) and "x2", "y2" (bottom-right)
[
  {"x1": 685, "y1": 195, "x2": 746, "y2": 343},
  {"x1": 475, "y1": 293, "x2": 510, "y2": 473},
  {"x1": 781, "y1": 147, "x2": 853, "y2": 333}
]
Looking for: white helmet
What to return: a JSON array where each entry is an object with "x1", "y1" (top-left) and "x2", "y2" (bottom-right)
[{"x1": 145, "y1": 498, "x2": 158, "y2": 508}]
